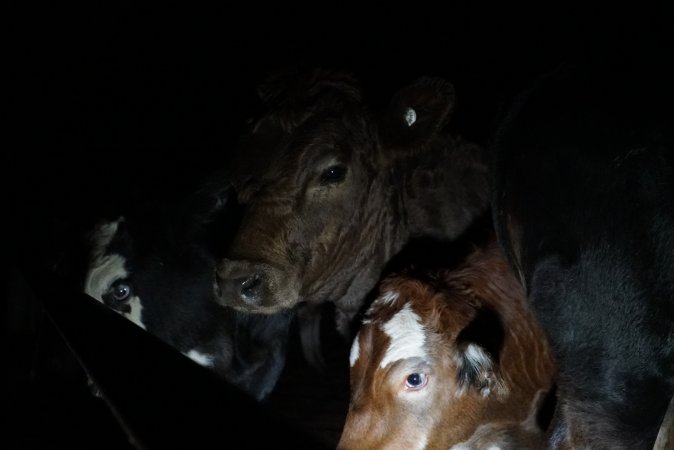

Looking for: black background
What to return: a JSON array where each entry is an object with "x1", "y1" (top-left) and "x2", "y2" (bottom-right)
[
  {"x1": 7, "y1": 3, "x2": 673, "y2": 245},
  {"x1": 5, "y1": 2, "x2": 673, "y2": 449}
]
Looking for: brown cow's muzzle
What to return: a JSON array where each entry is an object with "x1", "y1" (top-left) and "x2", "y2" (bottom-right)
[{"x1": 213, "y1": 259, "x2": 298, "y2": 314}]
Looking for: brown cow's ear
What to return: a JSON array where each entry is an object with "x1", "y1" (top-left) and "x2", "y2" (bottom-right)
[
  {"x1": 455, "y1": 342, "x2": 508, "y2": 399},
  {"x1": 455, "y1": 307, "x2": 508, "y2": 398},
  {"x1": 379, "y1": 77, "x2": 456, "y2": 151}
]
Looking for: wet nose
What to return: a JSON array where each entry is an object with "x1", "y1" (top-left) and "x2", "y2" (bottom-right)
[
  {"x1": 215, "y1": 272, "x2": 264, "y2": 307},
  {"x1": 214, "y1": 260, "x2": 266, "y2": 307}
]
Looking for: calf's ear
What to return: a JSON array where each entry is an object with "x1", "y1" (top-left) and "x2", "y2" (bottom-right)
[
  {"x1": 454, "y1": 307, "x2": 508, "y2": 399},
  {"x1": 378, "y1": 77, "x2": 456, "y2": 153}
]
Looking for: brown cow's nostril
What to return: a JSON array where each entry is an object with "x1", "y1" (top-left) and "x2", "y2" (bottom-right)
[
  {"x1": 213, "y1": 268, "x2": 264, "y2": 308},
  {"x1": 240, "y1": 275, "x2": 262, "y2": 304}
]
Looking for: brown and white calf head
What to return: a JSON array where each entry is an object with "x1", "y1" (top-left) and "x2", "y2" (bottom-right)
[
  {"x1": 338, "y1": 242, "x2": 556, "y2": 450},
  {"x1": 213, "y1": 69, "x2": 489, "y2": 332}
]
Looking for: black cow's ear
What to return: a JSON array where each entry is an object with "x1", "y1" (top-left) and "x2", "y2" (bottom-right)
[
  {"x1": 454, "y1": 307, "x2": 508, "y2": 398},
  {"x1": 89, "y1": 216, "x2": 127, "y2": 244},
  {"x1": 108, "y1": 216, "x2": 134, "y2": 249},
  {"x1": 379, "y1": 77, "x2": 456, "y2": 151},
  {"x1": 85, "y1": 216, "x2": 132, "y2": 263}
]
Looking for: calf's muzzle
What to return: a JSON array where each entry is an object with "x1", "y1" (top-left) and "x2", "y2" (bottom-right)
[{"x1": 214, "y1": 259, "x2": 294, "y2": 313}]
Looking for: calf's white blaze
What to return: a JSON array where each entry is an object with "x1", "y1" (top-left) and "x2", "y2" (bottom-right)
[{"x1": 379, "y1": 302, "x2": 427, "y2": 369}]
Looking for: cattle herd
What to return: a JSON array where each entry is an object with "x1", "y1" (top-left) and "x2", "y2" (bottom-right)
[{"x1": 82, "y1": 66, "x2": 673, "y2": 449}]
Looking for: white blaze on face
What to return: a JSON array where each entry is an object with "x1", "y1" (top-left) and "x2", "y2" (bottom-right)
[
  {"x1": 379, "y1": 302, "x2": 427, "y2": 369},
  {"x1": 184, "y1": 349, "x2": 215, "y2": 368},
  {"x1": 349, "y1": 332, "x2": 361, "y2": 367}
]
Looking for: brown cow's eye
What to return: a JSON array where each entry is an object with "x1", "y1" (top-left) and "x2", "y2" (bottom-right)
[
  {"x1": 320, "y1": 165, "x2": 347, "y2": 184},
  {"x1": 405, "y1": 373, "x2": 428, "y2": 390}
]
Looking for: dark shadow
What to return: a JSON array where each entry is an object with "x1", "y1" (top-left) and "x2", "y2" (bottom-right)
[{"x1": 15, "y1": 264, "x2": 331, "y2": 450}]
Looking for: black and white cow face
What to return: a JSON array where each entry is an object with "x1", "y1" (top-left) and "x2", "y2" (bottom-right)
[
  {"x1": 84, "y1": 216, "x2": 291, "y2": 401},
  {"x1": 85, "y1": 219, "x2": 146, "y2": 328}
]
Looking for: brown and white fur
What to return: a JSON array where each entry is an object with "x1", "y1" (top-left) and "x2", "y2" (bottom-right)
[{"x1": 338, "y1": 238, "x2": 556, "y2": 449}]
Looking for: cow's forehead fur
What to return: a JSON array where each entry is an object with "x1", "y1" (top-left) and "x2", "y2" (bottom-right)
[
  {"x1": 254, "y1": 68, "x2": 364, "y2": 131},
  {"x1": 358, "y1": 276, "x2": 478, "y2": 365},
  {"x1": 255, "y1": 93, "x2": 366, "y2": 134},
  {"x1": 378, "y1": 302, "x2": 428, "y2": 368},
  {"x1": 365, "y1": 276, "x2": 472, "y2": 330},
  {"x1": 233, "y1": 107, "x2": 375, "y2": 189},
  {"x1": 234, "y1": 69, "x2": 372, "y2": 184},
  {"x1": 359, "y1": 289, "x2": 432, "y2": 370}
]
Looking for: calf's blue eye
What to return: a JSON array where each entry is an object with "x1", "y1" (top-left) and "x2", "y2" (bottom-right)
[
  {"x1": 111, "y1": 281, "x2": 132, "y2": 302},
  {"x1": 405, "y1": 373, "x2": 427, "y2": 390}
]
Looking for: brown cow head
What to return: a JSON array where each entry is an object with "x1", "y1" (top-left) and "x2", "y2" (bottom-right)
[
  {"x1": 338, "y1": 242, "x2": 556, "y2": 449},
  {"x1": 213, "y1": 69, "x2": 479, "y2": 327},
  {"x1": 337, "y1": 276, "x2": 509, "y2": 450}
]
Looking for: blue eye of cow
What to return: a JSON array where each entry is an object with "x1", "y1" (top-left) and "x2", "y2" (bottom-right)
[
  {"x1": 110, "y1": 281, "x2": 132, "y2": 302},
  {"x1": 405, "y1": 373, "x2": 428, "y2": 390},
  {"x1": 320, "y1": 165, "x2": 347, "y2": 184}
]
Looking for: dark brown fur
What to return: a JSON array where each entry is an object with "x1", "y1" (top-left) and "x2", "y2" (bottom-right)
[{"x1": 213, "y1": 69, "x2": 489, "y2": 367}]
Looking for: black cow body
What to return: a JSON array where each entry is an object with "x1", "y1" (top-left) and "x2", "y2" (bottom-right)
[
  {"x1": 84, "y1": 184, "x2": 292, "y2": 401},
  {"x1": 491, "y1": 64, "x2": 674, "y2": 449}
]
